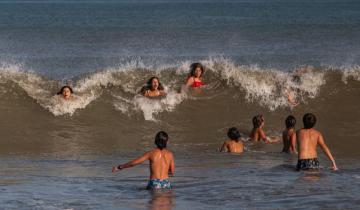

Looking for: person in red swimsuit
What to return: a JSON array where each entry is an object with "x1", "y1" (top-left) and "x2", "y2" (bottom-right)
[{"x1": 186, "y1": 63, "x2": 205, "y2": 88}]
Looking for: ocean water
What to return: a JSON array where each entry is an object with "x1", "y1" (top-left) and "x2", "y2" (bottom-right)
[{"x1": 0, "y1": 0, "x2": 360, "y2": 209}]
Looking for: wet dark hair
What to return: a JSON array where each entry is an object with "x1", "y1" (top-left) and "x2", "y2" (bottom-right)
[
  {"x1": 57, "y1": 86, "x2": 73, "y2": 95},
  {"x1": 285, "y1": 115, "x2": 296, "y2": 129},
  {"x1": 227, "y1": 127, "x2": 241, "y2": 142},
  {"x1": 189, "y1": 63, "x2": 205, "y2": 78},
  {"x1": 252, "y1": 114, "x2": 264, "y2": 128},
  {"x1": 303, "y1": 113, "x2": 316, "y2": 129},
  {"x1": 155, "y1": 131, "x2": 168, "y2": 150},
  {"x1": 141, "y1": 76, "x2": 164, "y2": 94}
]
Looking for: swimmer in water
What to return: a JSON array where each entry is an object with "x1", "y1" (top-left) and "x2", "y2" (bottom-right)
[
  {"x1": 249, "y1": 114, "x2": 280, "y2": 143},
  {"x1": 185, "y1": 63, "x2": 205, "y2": 88},
  {"x1": 282, "y1": 115, "x2": 297, "y2": 154},
  {"x1": 284, "y1": 72, "x2": 303, "y2": 107},
  {"x1": 141, "y1": 77, "x2": 166, "y2": 97},
  {"x1": 57, "y1": 86, "x2": 74, "y2": 100},
  {"x1": 285, "y1": 88, "x2": 299, "y2": 107},
  {"x1": 296, "y1": 113, "x2": 338, "y2": 171},
  {"x1": 219, "y1": 127, "x2": 244, "y2": 153},
  {"x1": 112, "y1": 131, "x2": 175, "y2": 190}
]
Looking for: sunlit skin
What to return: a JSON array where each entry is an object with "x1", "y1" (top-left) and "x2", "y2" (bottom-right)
[
  {"x1": 186, "y1": 67, "x2": 203, "y2": 87},
  {"x1": 297, "y1": 128, "x2": 338, "y2": 170},
  {"x1": 219, "y1": 139, "x2": 244, "y2": 153},
  {"x1": 112, "y1": 147, "x2": 175, "y2": 180},
  {"x1": 250, "y1": 118, "x2": 280, "y2": 143},
  {"x1": 282, "y1": 128, "x2": 297, "y2": 153},
  {"x1": 144, "y1": 78, "x2": 166, "y2": 97},
  {"x1": 61, "y1": 87, "x2": 72, "y2": 100}
]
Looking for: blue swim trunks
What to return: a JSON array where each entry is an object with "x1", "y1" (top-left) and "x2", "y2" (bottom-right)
[{"x1": 146, "y1": 179, "x2": 171, "y2": 190}]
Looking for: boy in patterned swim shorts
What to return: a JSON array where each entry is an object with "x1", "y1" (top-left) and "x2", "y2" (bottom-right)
[
  {"x1": 112, "y1": 131, "x2": 175, "y2": 190},
  {"x1": 296, "y1": 113, "x2": 338, "y2": 171}
]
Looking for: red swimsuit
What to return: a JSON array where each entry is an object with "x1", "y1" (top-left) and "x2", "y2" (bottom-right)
[{"x1": 192, "y1": 80, "x2": 204, "y2": 88}]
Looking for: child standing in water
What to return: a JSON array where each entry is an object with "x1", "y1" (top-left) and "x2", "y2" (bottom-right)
[
  {"x1": 249, "y1": 114, "x2": 280, "y2": 143},
  {"x1": 219, "y1": 127, "x2": 244, "y2": 153},
  {"x1": 296, "y1": 113, "x2": 338, "y2": 171},
  {"x1": 112, "y1": 131, "x2": 175, "y2": 190},
  {"x1": 282, "y1": 115, "x2": 297, "y2": 154}
]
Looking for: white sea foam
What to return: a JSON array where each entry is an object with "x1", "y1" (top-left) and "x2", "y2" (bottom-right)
[
  {"x1": 341, "y1": 65, "x2": 360, "y2": 84},
  {"x1": 0, "y1": 59, "x2": 356, "y2": 118},
  {"x1": 0, "y1": 63, "x2": 98, "y2": 116},
  {"x1": 202, "y1": 57, "x2": 326, "y2": 110}
]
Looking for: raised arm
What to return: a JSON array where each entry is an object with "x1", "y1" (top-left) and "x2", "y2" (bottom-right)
[
  {"x1": 318, "y1": 134, "x2": 338, "y2": 170},
  {"x1": 112, "y1": 152, "x2": 151, "y2": 173}
]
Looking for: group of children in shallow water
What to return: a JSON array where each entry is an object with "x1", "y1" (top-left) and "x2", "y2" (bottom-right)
[
  {"x1": 112, "y1": 113, "x2": 338, "y2": 190},
  {"x1": 55, "y1": 63, "x2": 337, "y2": 190}
]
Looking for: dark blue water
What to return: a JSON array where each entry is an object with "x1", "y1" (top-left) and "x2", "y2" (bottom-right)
[{"x1": 0, "y1": 0, "x2": 359, "y2": 78}]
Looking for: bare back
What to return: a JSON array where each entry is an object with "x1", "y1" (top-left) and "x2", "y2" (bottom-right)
[
  {"x1": 282, "y1": 128, "x2": 296, "y2": 153},
  {"x1": 222, "y1": 140, "x2": 244, "y2": 153},
  {"x1": 149, "y1": 149, "x2": 175, "y2": 180},
  {"x1": 297, "y1": 128, "x2": 320, "y2": 159}
]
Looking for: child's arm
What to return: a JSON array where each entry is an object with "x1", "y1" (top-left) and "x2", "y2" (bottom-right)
[
  {"x1": 112, "y1": 152, "x2": 151, "y2": 173},
  {"x1": 169, "y1": 153, "x2": 175, "y2": 176},
  {"x1": 259, "y1": 129, "x2": 271, "y2": 143},
  {"x1": 186, "y1": 77, "x2": 194, "y2": 87},
  {"x1": 219, "y1": 142, "x2": 227, "y2": 152},
  {"x1": 290, "y1": 132, "x2": 298, "y2": 154},
  {"x1": 318, "y1": 134, "x2": 338, "y2": 170}
]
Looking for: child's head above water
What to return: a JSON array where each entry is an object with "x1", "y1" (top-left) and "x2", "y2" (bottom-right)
[
  {"x1": 146, "y1": 77, "x2": 164, "y2": 91},
  {"x1": 57, "y1": 86, "x2": 73, "y2": 99},
  {"x1": 155, "y1": 131, "x2": 168, "y2": 150},
  {"x1": 252, "y1": 114, "x2": 264, "y2": 128},
  {"x1": 285, "y1": 115, "x2": 296, "y2": 129},
  {"x1": 303, "y1": 113, "x2": 316, "y2": 129},
  {"x1": 227, "y1": 127, "x2": 241, "y2": 142},
  {"x1": 189, "y1": 63, "x2": 205, "y2": 78}
]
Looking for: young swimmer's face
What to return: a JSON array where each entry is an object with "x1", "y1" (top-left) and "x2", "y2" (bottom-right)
[
  {"x1": 62, "y1": 87, "x2": 72, "y2": 99},
  {"x1": 151, "y1": 78, "x2": 159, "y2": 90},
  {"x1": 194, "y1": 67, "x2": 202, "y2": 78}
]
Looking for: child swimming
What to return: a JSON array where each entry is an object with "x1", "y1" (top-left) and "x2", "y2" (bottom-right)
[
  {"x1": 249, "y1": 114, "x2": 280, "y2": 143},
  {"x1": 296, "y1": 113, "x2": 338, "y2": 171},
  {"x1": 185, "y1": 63, "x2": 205, "y2": 88},
  {"x1": 57, "y1": 85, "x2": 74, "y2": 100},
  {"x1": 112, "y1": 131, "x2": 175, "y2": 190},
  {"x1": 141, "y1": 77, "x2": 166, "y2": 98},
  {"x1": 219, "y1": 127, "x2": 244, "y2": 153},
  {"x1": 282, "y1": 115, "x2": 297, "y2": 154}
]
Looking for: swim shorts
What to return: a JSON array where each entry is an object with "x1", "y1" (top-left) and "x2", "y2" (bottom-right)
[
  {"x1": 146, "y1": 179, "x2": 171, "y2": 190},
  {"x1": 296, "y1": 158, "x2": 320, "y2": 170}
]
